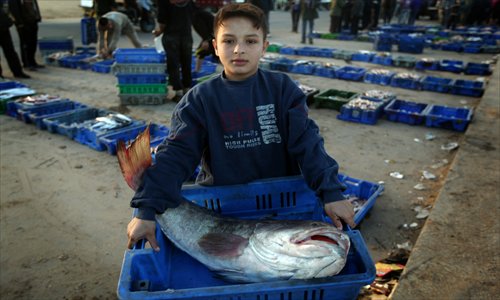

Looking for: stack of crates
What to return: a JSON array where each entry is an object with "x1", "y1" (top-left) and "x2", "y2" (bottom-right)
[{"x1": 111, "y1": 48, "x2": 167, "y2": 105}]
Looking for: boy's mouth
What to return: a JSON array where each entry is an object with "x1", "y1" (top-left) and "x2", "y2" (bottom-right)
[{"x1": 231, "y1": 59, "x2": 247, "y2": 66}]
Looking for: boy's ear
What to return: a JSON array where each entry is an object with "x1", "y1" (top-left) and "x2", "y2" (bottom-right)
[
  {"x1": 262, "y1": 39, "x2": 269, "y2": 54},
  {"x1": 212, "y1": 38, "x2": 218, "y2": 56}
]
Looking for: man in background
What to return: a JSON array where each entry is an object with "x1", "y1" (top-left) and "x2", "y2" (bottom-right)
[{"x1": 97, "y1": 10, "x2": 143, "y2": 58}]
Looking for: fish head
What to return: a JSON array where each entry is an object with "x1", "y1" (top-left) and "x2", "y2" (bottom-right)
[{"x1": 249, "y1": 220, "x2": 350, "y2": 279}]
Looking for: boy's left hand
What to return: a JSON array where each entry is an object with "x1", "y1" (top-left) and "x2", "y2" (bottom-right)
[{"x1": 324, "y1": 200, "x2": 356, "y2": 230}]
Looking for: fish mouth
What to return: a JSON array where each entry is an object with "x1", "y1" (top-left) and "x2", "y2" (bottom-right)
[{"x1": 292, "y1": 229, "x2": 349, "y2": 250}]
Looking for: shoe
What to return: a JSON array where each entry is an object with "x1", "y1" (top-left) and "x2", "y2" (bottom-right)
[
  {"x1": 14, "y1": 72, "x2": 31, "y2": 79},
  {"x1": 33, "y1": 64, "x2": 45, "y2": 69},
  {"x1": 309, "y1": 39, "x2": 314, "y2": 45},
  {"x1": 25, "y1": 66, "x2": 38, "y2": 71}
]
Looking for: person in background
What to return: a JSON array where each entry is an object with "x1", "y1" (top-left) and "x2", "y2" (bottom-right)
[
  {"x1": 9, "y1": 0, "x2": 43, "y2": 71},
  {"x1": 0, "y1": 0, "x2": 30, "y2": 78},
  {"x1": 491, "y1": 0, "x2": 500, "y2": 25},
  {"x1": 396, "y1": 0, "x2": 411, "y2": 24},
  {"x1": 300, "y1": 0, "x2": 320, "y2": 44},
  {"x1": 290, "y1": 0, "x2": 301, "y2": 33},
  {"x1": 97, "y1": 11, "x2": 143, "y2": 58},
  {"x1": 93, "y1": 0, "x2": 117, "y2": 18},
  {"x1": 329, "y1": 0, "x2": 345, "y2": 33},
  {"x1": 248, "y1": 0, "x2": 273, "y2": 35},
  {"x1": 439, "y1": 0, "x2": 457, "y2": 28},
  {"x1": 191, "y1": 5, "x2": 217, "y2": 73},
  {"x1": 154, "y1": 0, "x2": 193, "y2": 102},
  {"x1": 341, "y1": 0, "x2": 352, "y2": 30},
  {"x1": 408, "y1": 0, "x2": 422, "y2": 25},
  {"x1": 126, "y1": 3, "x2": 355, "y2": 251},
  {"x1": 350, "y1": 0, "x2": 364, "y2": 34},
  {"x1": 381, "y1": 0, "x2": 396, "y2": 24}
]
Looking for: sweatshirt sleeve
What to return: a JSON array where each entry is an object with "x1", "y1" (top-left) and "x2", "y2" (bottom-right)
[
  {"x1": 130, "y1": 95, "x2": 206, "y2": 220},
  {"x1": 285, "y1": 82, "x2": 346, "y2": 204}
]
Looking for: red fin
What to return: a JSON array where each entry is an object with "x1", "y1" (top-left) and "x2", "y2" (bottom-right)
[
  {"x1": 198, "y1": 233, "x2": 249, "y2": 258},
  {"x1": 117, "y1": 124, "x2": 152, "y2": 191}
]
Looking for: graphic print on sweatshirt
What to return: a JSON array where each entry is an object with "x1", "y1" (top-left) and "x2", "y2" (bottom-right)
[{"x1": 222, "y1": 104, "x2": 282, "y2": 150}]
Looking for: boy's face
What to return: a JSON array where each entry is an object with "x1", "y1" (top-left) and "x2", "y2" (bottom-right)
[{"x1": 213, "y1": 17, "x2": 268, "y2": 81}]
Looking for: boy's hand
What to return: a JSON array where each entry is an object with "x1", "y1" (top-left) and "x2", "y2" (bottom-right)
[
  {"x1": 127, "y1": 217, "x2": 160, "y2": 252},
  {"x1": 324, "y1": 199, "x2": 356, "y2": 230}
]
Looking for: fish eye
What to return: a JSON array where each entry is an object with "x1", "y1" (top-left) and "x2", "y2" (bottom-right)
[{"x1": 310, "y1": 222, "x2": 322, "y2": 227}]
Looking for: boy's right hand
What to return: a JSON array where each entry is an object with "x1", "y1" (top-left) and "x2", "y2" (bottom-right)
[{"x1": 127, "y1": 217, "x2": 160, "y2": 252}]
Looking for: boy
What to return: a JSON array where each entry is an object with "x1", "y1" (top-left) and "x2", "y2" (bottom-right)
[{"x1": 127, "y1": 3, "x2": 355, "y2": 251}]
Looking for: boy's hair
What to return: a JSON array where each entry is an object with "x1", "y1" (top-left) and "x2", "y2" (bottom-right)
[
  {"x1": 98, "y1": 17, "x2": 109, "y2": 28},
  {"x1": 213, "y1": 3, "x2": 267, "y2": 39}
]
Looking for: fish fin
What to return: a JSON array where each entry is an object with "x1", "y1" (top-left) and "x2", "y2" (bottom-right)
[
  {"x1": 198, "y1": 233, "x2": 249, "y2": 258},
  {"x1": 117, "y1": 124, "x2": 152, "y2": 191}
]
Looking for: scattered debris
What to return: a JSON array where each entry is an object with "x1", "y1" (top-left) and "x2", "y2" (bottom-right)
[
  {"x1": 390, "y1": 172, "x2": 404, "y2": 179},
  {"x1": 422, "y1": 170, "x2": 436, "y2": 180},
  {"x1": 441, "y1": 142, "x2": 459, "y2": 151},
  {"x1": 425, "y1": 132, "x2": 435, "y2": 141},
  {"x1": 413, "y1": 183, "x2": 426, "y2": 190},
  {"x1": 431, "y1": 159, "x2": 449, "y2": 169}
]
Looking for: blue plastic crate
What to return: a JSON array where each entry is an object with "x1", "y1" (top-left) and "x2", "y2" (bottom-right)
[
  {"x1": 337, "y1": 97, "x2": 386, "y2": 125},
  {"x1": 278, "y1": 46, "x2": 297, "y2": 55},
  {"x1": 38, "y1": 36, "x2": 74, "y2": 51},
  {"x1": 0, "y1": 81, "x2": 27, "y2": 91},
  {"x1": 80, "y1": 17, "x2": 97, "y2": 45},
  {"x1": 384, "y1": 99, "x2": 428, "y2": 125},
  {"x1": 373, "y1": 34, "x2": 393, "y2": 52},
  {"x1": 291, "y1": 61, "x2": 317, "y2": 75},
  {"x1": 464, "y1": 62, "x2": 492, "y2": 75},
  {"x1": 441, "y1": 42, "x2": 463, "y2": 52},
  {"x1": 58, "y1": 54, "x2": 94, "y2": 69},
  {"x1": 313, "y1": 64, "x2": 338, "y2": 78},
  {"x1": 398, "y1": 35, "x2": 424, "y2": 54},
  {"x1": 113, "y1": 48, "x2": 166, "y2": 63},
  {"x1": 74, "y1": 117, "x2": 145, "y2": 151},
  {"x1": 439, "y1": 59, "x2": 464, "y2": 73},
  {"x1": 42, "y1": 107, "x2": 111, "y2": 139},
  {"x1": 191, "y1": 61, "x2": 217, "y2": 77},
  {"x1": 371, "y1": 54, "x2": 393, "y2": 66},
  {"x1": 99, "y1": 123, "x2": 170, "y2": 155},
  {"x1": 463, "y1": 43, "x2": 482, "y2": 53},
  {"x1": 415, "y1": 58, "x2": 439, "y2": 70},
  {"x1": 421, "y1": 76, "x2": 454, "y2": 93},
  {"x1": 116, "y1": 73, "x2": 167, "y2": 84},
  {"x1": 16, "y1": 99, "x2": 85, "y2": 125},
  {"x1": 269, "y1": 57, "x2": 296, "y2": 72},
  {"x1": 363, "y1": 70, "x2": 395, "y2": 86},
  {"x1": 6, "y1": 96, "x2": 67, "y2": 118},
  {"x1": 295, "y1": 46, "x2": 319, "y2": 56},
  {"x1": 351, "y1": 51, "x2": 375, "y2": 62},
  {"x1": 118, "y1": 175, "x2": 380, "y2": 300},
  {"x1": 314, "y1": 47, "x2": 335, "y2": 58},
  {"x1": 336, "y1": 66, "x2": 366, "y2": 82},
  {"x1": 390, "y1": 73, "x2": 422, "y2": 90},
  {"x1": 91, "y1": 59, "x2": 115, "y2": 73},
  {"x1": 423, "y1": 104, "x2": 473, "y2": 132},
  {"x1": 450, "y1": 79, "x2": 485, "y2": 97}
]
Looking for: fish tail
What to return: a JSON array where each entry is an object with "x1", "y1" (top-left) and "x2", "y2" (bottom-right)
[{"x1": 117, "y1": 124, "x2": 152, "y2": 191}]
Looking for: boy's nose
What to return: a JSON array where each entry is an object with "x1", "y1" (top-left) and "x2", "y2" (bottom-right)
[{"x1": 233, "y1": 43, "x2": 245, "y2": 54}]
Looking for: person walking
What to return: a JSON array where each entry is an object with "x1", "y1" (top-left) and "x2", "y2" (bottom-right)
[
  {"x1": 329, "y1": 0, "x2": 346, "y2": 33},
  {"x1": 97, "y1": 11, "x2": 143, "y2": 58},
  {"x1": 290, "y1": 0, "x2": 301, "y2": 33},
  {"x1": 9, "y1": 0, "x2": 44, "y2": 71},
  {"x1": 350, "y1": 0, "x2": 364, "y2": 34},
  {"x1": 0, "y1": 0, "x2": 30, "y2": 78},
  {"x1": 381, "y1": 0, "x2": 396, "y2": 24},
  {"x1": 408, "y1": 0, "x2": 422, "y2": 25},
  {"x1": 300, "y1": 0, "x2": 320, "y2": 44},
  {"x1": 154, "y1": 0, "x2": 194, "y2": 102}
]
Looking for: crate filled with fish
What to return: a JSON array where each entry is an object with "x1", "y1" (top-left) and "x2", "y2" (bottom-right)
[
  {"x1": 313, "y1": 62, "x2": 339, "y2": 79},
  {"x1": 384, "y1": 99, "x2": 429, "y2": 125},
  {"x1": 0, "y1": 86, "x2": 36, "y2": 115},
  {"x1": 363, "y1": 69, "x2": 395, "y2": 86},
  {"x1": 290, "y1": 60, "x2": 317, "y2": 75},
  {"x1": 73, "y1": 113, "x2": 145, "y2": 151},
  {"x1": 5, "y1": 94, "x2": 65, "y2": 118},
  {"x1": 37, "y1": 36, "x2": 74, "y2": 56},
  {"x1": 99, "y1": 123, "x2": 170, "y2": 155},
  {"x1": 278, "y1": 46, "x2": 297, "y2": 55},
  {"x1": 295, "y1": 46, "x2": 321, "y2": 57},
  {"x1": 438, "y1": 59, "x2": 464, "y2": 73},
  {"x1": 313, "y1": 88, "x2": 359, "y2": 111},
  {"x1": 118, "y1": 175, "x2": 382, "y2": 300},
  {"x1": 351, "y1": 50, "x2": 376, "y2": 62},
  {"x1": 269, "y1": 57, "x2": 296, "y2": 72},
  {"x1": 337, "y1": 97, "x2": 387, "y2": 125},
  {"x1": 373, "y1": 34, "x2": 393, "y2": 52},
  {"x1": 296, "y1": 82, "x2": 320, "y2": 107},
  {"x1": 371, "y1": 52, "x2": 393, "y2": 66},
  {"x1": 332, "y1": 49, "x2": 355, "y2": 60},
  {"x1": 450, "y1": 79, "x2": 485, "y2": 97},
  {"x1": 423, "y1": 104, "x2": 473, "y2": 132},
  {"x1": 361, "y1": 90, "x2": 396, "y2": 103},
  {"x1": 336, "y1": 66, "x2": 367, "y2": 82},
  {"x1": 421, "y1": 76, "x2": 454, "y2": 93},
  {"x1": 17, "y1": 99, "x2": 89, "y2": 129},
  {"x1": 390, "y1": 72, "x2": 422, "y2": 90},
  {"x1": 43, "y1": 107, "x2": 112, "y2": 139}
]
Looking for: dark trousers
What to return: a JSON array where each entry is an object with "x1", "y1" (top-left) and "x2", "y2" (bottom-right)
[
  {"x1": 16, "y1": 22, "x2": 39, "y2": 67},
  {"x1": 350, "y1": 16, "x2": 360, "y2": 35},
  {"x1": 163, "y1": 34, "x2": 193, "y2": 91},
  {"x1": 291, "y1": 10, "x2": 300, "y2": 32},
  {"x1": 0, "y1": 28, "x2": 24, "y2": 76},
  {"x1": 330, "y1": 15, "x2": 342, "y2": 33}
]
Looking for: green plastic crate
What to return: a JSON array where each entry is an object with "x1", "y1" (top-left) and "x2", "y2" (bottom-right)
[
  {"x1": 392, "y1": 55, "x2": 417, "y2": 68},
  {"x1": 117, "y1": 84, "x2": 167, "y2": 95},
  {"x1": 266, "y1": 44, "x2": 282, "y2": 53},
  {"x1": 313, "y1": 88, "x2": 359, "y2": 110}
]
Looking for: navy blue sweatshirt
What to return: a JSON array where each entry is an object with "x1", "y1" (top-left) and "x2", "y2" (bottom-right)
[{"x1": 131, "y1": 69, "x2": 346, "y2": 220}]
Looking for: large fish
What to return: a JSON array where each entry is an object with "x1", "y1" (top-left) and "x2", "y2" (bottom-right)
[{"x1": 118, "y1": 125, "x2": 351, "y2": 283}]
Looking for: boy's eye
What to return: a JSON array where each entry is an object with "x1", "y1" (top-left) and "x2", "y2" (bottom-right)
[
  {"x1": 222, "y1": 39, "x2": 234, "y2": 44},
  {"x1": 247, "y1": 39, "x2": 258, "y2": 44}
]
